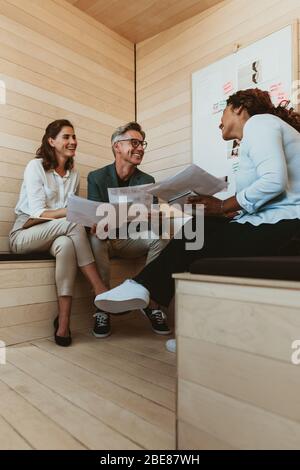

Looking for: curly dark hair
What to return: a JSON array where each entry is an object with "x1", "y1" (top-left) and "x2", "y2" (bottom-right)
[
  {"x1": 227, "y1": 88, "x2": 300, "y2": 132},
  {"x1": 36, "y1": 119, "x2": 75, "y2": 171}
]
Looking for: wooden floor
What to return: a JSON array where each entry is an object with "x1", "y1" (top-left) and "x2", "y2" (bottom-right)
[{"x1": 0, "y1": 313, "x2": 176, "y2": 450}]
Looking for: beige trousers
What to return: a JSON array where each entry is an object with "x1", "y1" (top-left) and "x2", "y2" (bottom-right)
[
  {"x1": 10, "y1": 218, "x2": 95, "y2": 296},
  {"x1": 89, "y1": 232, "x2": 169, "y2": 288}
]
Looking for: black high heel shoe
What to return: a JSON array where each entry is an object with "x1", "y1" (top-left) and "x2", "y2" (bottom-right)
[{"x1": 53, "y1": 316, "x2": 72, "y2": 347}]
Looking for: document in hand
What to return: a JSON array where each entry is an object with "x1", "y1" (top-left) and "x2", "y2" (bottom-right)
[
  {"x1": 108, "y1": 183, "x2": 154, "y2": 209},
  {"x1": 66, "y1": 195, "x2": 192, "y2": 238},
  {"x1": 146, "y1": 164, "x2": 227, "y2": 206},
  {"x1": 66, "y1": 194, "x2": 102, "y2": 228},
  {"x1": 66, "y1": 194, "x2": 147, "y2": 230}
]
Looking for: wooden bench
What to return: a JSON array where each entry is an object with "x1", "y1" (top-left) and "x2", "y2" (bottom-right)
[
  {"x1": 0, "y1": 159, "x2": 146, "y2": 344},
  {"x1": 174, "y1": 256, "x2": 300, "y2": 450},
  {"x1": 0, "y1": 256, "x2": 145, "y2": 346}
]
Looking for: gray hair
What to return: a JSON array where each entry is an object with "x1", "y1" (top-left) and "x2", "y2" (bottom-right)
[{"x1": 111, "y1": 122, "x2": 145, "y2": 147}]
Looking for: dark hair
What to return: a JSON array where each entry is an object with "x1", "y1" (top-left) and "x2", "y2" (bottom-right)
[
  {"x1": 227, "y1": 88, "x2": 300, "y2": 132},
  {"x1": 36, "y1": 119, "x2": 75, "y2": 171}
]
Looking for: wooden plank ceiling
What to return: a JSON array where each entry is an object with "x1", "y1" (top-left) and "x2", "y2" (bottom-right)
[{"x1": 66, "y1": 0, "x2": 224, "y2": 43}]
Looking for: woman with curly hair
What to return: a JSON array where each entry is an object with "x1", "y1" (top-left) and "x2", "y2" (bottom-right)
[
  {"x1": 94, "y1": 88, "x2": 300, "y2": 331},
  {"x1": 10, "y1": 119, "x2": 107, "y2": 346}
]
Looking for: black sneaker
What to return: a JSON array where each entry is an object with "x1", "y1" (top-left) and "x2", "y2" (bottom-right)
[
  {"x1": 93, "y1": 310, "x2": 111, "y2": 338},
  {"x1": 140, "y1": 307, "x2": 171, "y2": 335}
]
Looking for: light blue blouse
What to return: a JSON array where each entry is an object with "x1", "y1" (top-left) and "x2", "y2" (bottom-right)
[{"x1": 234, "y1": 114, "x2": 300, "y2": 226}]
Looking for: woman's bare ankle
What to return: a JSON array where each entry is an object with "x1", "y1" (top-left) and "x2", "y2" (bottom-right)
[{"x1": 56, "y1": 314, "x2": 70, "y2": 337}]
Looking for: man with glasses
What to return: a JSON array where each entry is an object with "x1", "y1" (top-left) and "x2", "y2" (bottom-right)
[{"x1": 88, "y1": 122, "x2": 170, "y2": 338}]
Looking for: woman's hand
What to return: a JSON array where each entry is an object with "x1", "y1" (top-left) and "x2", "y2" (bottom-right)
[
  {"x1": 187, "y1": 194, "x2": 240, "y2": 218},
  {"x1": 187, "y1": 195, "x2": 223, "y2": 216},
  {"x1": 40, "y1": 208, "x2": 67, "y2": 219}
]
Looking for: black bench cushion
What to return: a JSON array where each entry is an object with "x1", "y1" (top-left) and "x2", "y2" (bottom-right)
[
  {"x1": 189, "y1": 257, "x2": 300, "y2": 281},
  {"x1": 0, "y1": 253, "x2": 54, "y2": 262}
]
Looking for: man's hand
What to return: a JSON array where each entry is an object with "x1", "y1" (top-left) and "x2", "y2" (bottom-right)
[
  {"x1": 91, "y1": 223, "x2": 109, "y2": 237},
  {"x1": 90, "y1": 223, "x2": 97, "y2": 235}
]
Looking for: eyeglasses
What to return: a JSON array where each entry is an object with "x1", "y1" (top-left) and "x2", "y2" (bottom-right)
[{"x1": 115, "y1": 138, "x2": 147, "y2": 149}]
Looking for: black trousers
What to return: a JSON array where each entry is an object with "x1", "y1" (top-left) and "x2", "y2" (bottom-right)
[{"x1": 134, "y1": 217, "x2": 300, "y2": 307}]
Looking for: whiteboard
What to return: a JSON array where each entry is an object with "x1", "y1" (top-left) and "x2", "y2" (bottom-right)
[{"x1": 192, "y1": 26, "x2": 293, "y2": 197}]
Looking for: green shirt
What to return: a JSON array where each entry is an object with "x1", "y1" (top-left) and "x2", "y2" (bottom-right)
[{"x1": 87, "y1": 163, "x2": 155, "y2": 203}]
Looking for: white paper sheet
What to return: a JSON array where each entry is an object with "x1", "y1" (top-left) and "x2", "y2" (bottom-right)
[
  {"x1": 146, "y1": 164, "x2": 228, "y2": 206},
  {"x1": 108, "y1": 183, "x2": 154, "y2": 210},
  {"x1": 66, "y1": 194, "x2": 103, "y2": 228},
  {"x1": 66, "y1": 194, "x2": 190, "y2": 239},
  {"x1": 66, "y1": 194, "x2": 149, "y2": 230}
]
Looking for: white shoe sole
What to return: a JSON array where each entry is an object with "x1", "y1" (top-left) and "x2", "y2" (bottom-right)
[
  {"x1": 94, "y1": 280, "x2": 150, "y2": 314},
  {"x1": 95, "y1": 297, "x2": 149, "y2": 314},
  {"x1": 153, "y1": 329, "x2": 172, "y2": 336},
  {"x1": 92, "y1": 330, "x2": 111, "y2": 338}
]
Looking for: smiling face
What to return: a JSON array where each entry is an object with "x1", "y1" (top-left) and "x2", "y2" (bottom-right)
[
  {"x1": 219, "y1": 105, "x2": 239, "y2": 141},
  {"x1": 219, "y1": 104, "x2": 249, "y2": 141},
  {"x1": 113, "y1": 130, "x2": 145, "y2": 167},
  {"x1": 48, "y1": 126, "x2": 77, "y2": 160}
]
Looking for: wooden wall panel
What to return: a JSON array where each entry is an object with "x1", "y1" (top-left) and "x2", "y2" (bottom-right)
[
  {"x1": 137, "y1": 0, "x2": 300, "y2": 182},
  {"x1": 0, "y1": 0, "x2": 134, "y2": 252}
]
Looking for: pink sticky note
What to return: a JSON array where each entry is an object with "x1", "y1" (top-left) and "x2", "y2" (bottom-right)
[{"x1": 223, "y1": 81, "x2": 234, "y2": 95}]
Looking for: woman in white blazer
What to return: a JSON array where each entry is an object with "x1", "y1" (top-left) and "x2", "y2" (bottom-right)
[{"x1": 10, "y1": 119, "x2": 107, "y2": 346}]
